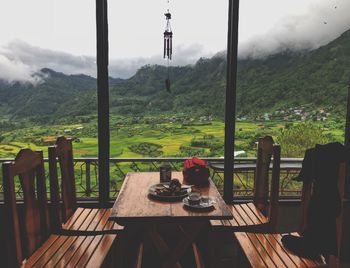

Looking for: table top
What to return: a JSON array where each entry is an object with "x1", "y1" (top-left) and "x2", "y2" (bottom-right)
[{"x1": 109, "y1": 172, "x2": 233, "y2": 225}]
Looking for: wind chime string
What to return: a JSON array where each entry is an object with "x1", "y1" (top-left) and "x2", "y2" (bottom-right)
[{"x1": 163, "y1": 1, "x2": 172, "y2": 92}]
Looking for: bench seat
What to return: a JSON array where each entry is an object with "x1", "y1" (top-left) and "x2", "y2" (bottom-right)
[
  {"x1": 210, "y1": 203, "x2": 269, "y2": 231},
  {"x1": 235, "y1": 232, "x2": 326, "y2": 268},
  {"x1": 23, "y1": 207, "x2": 118, "y2": 267},
  {"x1": 62, "y1": 207, "x2": 123, "y2": 232},
  {"x1": 23, "y1": 233, "x2": 116, "y2": 267}
]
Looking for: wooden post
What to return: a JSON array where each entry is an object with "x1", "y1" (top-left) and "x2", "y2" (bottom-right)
[
  {"x1": 96, "y1": 0, "x2": 110, "y2": 205},
  {"x1": 344, "y1": 76, "x2": 350, "y2": 199},
  {"x1": 224, "y1": 0, "x2": 239, "y2": 203},
  {"x1": 341, "y1": 77, "x2": 350, "y2": 262}
]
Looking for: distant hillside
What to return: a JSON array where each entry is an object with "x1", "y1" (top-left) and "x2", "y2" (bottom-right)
[{"x1": 1, "y1": 29, "x2": 350, "y2": 120}]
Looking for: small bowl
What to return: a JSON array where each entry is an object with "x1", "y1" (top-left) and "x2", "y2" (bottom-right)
[{"x1": 188, "y1": 193, "x2": 201, "y2": 205}]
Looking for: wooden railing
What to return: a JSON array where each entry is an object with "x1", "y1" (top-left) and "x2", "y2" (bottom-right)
[{"x1": 0, "y1": 157, "x2": 303, "y2": 200}]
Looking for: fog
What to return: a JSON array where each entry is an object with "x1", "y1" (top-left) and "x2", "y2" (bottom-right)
[{"x1": 0, "y1": 0, "x2": 349, "y2": 83}]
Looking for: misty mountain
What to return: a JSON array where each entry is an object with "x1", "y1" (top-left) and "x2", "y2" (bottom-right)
[{"x1": 1, "y1": 29, "x2": 350, "y2": 120}]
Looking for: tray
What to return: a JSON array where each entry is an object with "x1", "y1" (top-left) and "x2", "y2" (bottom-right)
[{"x1": 148, "y1": 183, "x2": 191, "y2": 202}]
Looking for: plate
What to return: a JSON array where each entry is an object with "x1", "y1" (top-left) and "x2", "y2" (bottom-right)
[
  {"x1": 182, "y1": 196, "x2": 216, "y2": 210},
  {"x1": 148, "y1": 183, "x2": 191, "y2": 202}
]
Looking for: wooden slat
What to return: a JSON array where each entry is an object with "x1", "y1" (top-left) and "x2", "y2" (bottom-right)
[
  {"x1": 245, "y1": 233, "x2": 277, "y2": 268},
  {"x1": 210, "y1": 220, "x2": 224, "y2": 227},
  {"x1": 65, "y1": 235, "x2": 96, "y2": 266},
  {"x1": 237, "y1": 232, "x2": 289, "y2": 268},
  {"x1": 235, "y1": 204, "x2": 255, "y2": 225},
  {"x1": 262, "y1": 234, "x2": 299, "y2": 268},
  {"x1": 76, "y1": 235, "x2": 104, "y2": 267},
  {"x1": 23, "y1": 235, "x2": 61, "y2": 267},
  {"x1": 63, "y1": 207, "x2": 123, "y2": 232},
  {"x1": 66, "y1": 208, "x2": 92, "y2": 230},
  {"x1": 86, "y1": 208, "x2": 108, "y2": 231},
  {"x1": 36, "y1": 208, "x2": 105, "y2": 267},
  {"x1": 228, "y1": 211, "x2": 239, "y2": 227},
  {"x1": 251, "y1": 233, "x2": 287, "y2": 268},
  {"x1": 270, "y1": 234, "x2": 308, "y2": 268},
  {"x1": 113, "y1": 221, "x2": 124, "y2": 231},
  {"x1": 95, "y1": 208, "x2": 114, "y2": 231},
  {"x1": 77, "y1": 212, "x2": 117, "y2": 267},
  {"x1": 272, "y1": 233, "x2": 324, "y2": 268},
  {"x1": 236, "y1": 231, "x2": 326, "y2": 268},
  {"x1": 27, "y1": 235, "x2": 70, "y2": 267},
  {"x1": 231, "y1": 205, "x2": 248, "y2": 226},
  {"x1": 289, "y1": 232, "x2": 325, "y2": 267},
  {"x1": 62, "y1": 207, "x2": 85, "y2": 228},
  {"x1": 247, "y1": 202, "x2": 268, "y2": 223},
  {"x1": 240, "y1": 203, "x2": 266, "y2": 224},
  {"x1": 78, "y1": 209, "x2": 99, "y2": 230},
  {"x1": 26, "y1": 209, "x2": 118, "y2": 267},
  {"x1": 235, "y1": 232, "x2": 269, "y2": 267},
  {"x1": 54, "y1": 236, "x2": 87, "y2": 268},
  {"x1": 40, "y1": 236, "x2": 79, "y2": 267},
  {"x1": 85, "y1": 234, "x2": 117, "y2": 268}
]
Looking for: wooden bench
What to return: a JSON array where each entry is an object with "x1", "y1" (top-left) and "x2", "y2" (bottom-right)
[
  {"x1": 235, "y1": 162, "x2": 347, "y2": 268},
  {"x1": 3, "y1": 149, "x2": 117, "y2": 267},
  {"x1": 211, "y1": 135, "x2": 281, "y2": 232},
  {"x1": 48, "y1": 136, "x2": 122, "y2": 234}
]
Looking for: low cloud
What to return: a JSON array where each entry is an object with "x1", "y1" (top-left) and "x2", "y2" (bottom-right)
[
  {"x1": 0, "y1": 53, "x2": 42, "y2": 84},
  {"x1": 0, "y1": 41, "x2": 206, "y2": 83},
  {"x1": 1, "y1": 0, "x2": 350, "y2": 83},
  {"x1": 1, "y1": 40, "x2": 97, "y2": 80},
  {"x1": 238, "y1": 0, "x2": 350, "y2": 59},
  {"x1": 109, "y1": 43, "x2": 207, "y2": 78}
]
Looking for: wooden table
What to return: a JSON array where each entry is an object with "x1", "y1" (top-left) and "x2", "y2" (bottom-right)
[{"x1": 109, "y1": 172, "x2": 233, "y2": 267}]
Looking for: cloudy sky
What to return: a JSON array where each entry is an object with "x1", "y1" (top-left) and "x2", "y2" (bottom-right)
[{"x1": 0, "y1": 0, "x2": 349, "y2": 82}]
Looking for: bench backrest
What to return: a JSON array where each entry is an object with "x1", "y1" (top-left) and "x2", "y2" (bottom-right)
[
  {"x1": 253, "y1": 135, "x2": 281, "y2": 230},
  {"x1": 2, "y1": 149, "x2": 50, "y2": 267},
  {"x1": 300, "y1": 162, "x2": 346, "y2": 265},
  {"x1": 48, "y1": 136, "x2": 77, "y2": 230}
]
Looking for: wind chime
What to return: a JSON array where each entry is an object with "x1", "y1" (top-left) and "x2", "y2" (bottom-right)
[{"x1": 163, "y1": 1, "x2": 173, "y2": 92}]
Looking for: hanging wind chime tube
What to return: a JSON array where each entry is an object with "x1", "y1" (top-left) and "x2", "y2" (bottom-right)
[
  {"x1": 164, "y1": 12, "x2": 172, "y2": 60},
  {"x1": 163, "y1": 5, "x2": 173, "y2": 92}
]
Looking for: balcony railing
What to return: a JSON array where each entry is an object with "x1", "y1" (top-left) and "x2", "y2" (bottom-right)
[{"x1": 0, "y1": 157, "x2": 303, "y2": 200}]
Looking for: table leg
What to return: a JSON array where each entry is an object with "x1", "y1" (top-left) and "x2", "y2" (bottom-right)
[
  {"x1": 147, "y1": 226, "x2": 182, "y2": 268},
  {"x1": 144, "y1": 222, "x2": 207, "y2": 268},
  {"x1": 115, "y1": 225, "x2": 143, "y2": 268},
  {"x1": 161, "y1": 223, "x2": 206, "y2": 268}
]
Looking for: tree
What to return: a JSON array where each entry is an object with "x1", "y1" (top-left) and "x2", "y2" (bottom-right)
[{"x1": 277, "y1": 122, "x2": 332, "y2": 157}]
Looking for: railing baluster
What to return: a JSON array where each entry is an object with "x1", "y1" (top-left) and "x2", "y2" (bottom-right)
[
  {"x1": 0, "y1": 157, "x2": 303, "y2": 200},
  {"x1": 86, "y1": 161, "x2": 91, "y2": 196}
]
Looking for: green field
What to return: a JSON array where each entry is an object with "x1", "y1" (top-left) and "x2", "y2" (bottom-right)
[
  {"x1": 0, "y1": 115, "x2": 345, "y2": 159},
  {"x1": 0, "y1": 115, "x2": 345, "y2": 198}
]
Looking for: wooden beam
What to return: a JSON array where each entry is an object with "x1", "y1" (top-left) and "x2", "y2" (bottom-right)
[
  {"x1": 345, "y1": 76, "x2": 350, "y2": 199},
  {"x1": 96, "y1": 0, "x2": 110, "y2": 205},
  {"x1": 224, "y1": 0, "x2": 239, "y2": 203},
  {"x1": 339, "y1": 201, "x2": 350, "y2": 262}
]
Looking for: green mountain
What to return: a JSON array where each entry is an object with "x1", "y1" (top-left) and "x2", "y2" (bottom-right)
[{"x1": 1, "y1": 29, "x2": 350, "y2": 120}]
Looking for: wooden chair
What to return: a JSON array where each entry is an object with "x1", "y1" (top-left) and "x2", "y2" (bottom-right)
[
  {"x1": 48, "y1": 136, "x2": 122, "y2": 234},
  {"x1": 211, "y1": 135, "x2": 281, "y2": 232},
  {"x1": 234, "y1": 162, "x2": 347, "y2": 268},
  {"x1": 3, "y1": 149, "x2": 117, "y2": 267}
]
